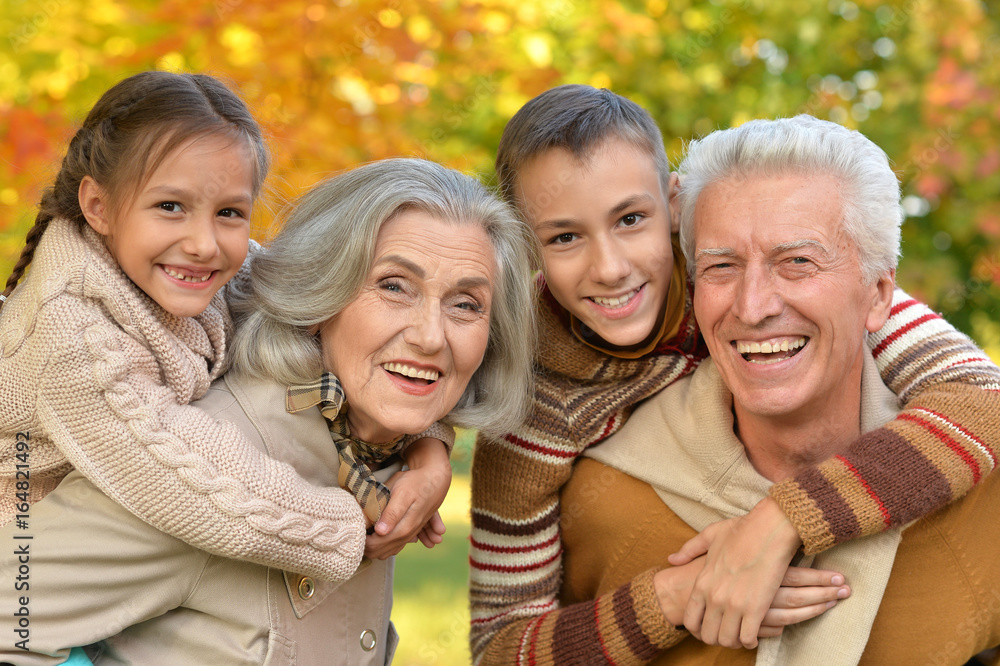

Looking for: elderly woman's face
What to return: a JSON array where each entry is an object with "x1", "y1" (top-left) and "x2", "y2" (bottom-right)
[{"x1": 317, "y1": 210, "x2": 497, "y2": 443}]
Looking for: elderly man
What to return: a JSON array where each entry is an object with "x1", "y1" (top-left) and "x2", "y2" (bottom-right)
[{"x1": 559, "y1": 115, "x2": 1000, "y2": 664}]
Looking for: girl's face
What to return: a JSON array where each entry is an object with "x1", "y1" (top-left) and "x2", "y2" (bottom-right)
[{"x1": 82, "y1": 134, "x2": 254, "y2": 318}]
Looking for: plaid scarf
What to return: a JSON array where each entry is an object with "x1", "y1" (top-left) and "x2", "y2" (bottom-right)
[{"x1": 286, "y1": 373, "x2": 406, "y2": 528}]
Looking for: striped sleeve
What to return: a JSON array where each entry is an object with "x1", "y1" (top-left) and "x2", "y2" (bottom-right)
[{"x1": 771, "y1": 288, "x2": 1000, "y2": 554}]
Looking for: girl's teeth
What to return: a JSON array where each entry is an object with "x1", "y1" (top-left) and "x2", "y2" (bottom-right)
[{"x1": 164, "y1": 267, "x2": 211, "y2": 283}]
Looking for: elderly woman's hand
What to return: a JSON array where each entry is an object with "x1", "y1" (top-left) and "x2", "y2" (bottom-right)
[{"x1": 364, "y1": 437, "x2": 452, "y2": 560}]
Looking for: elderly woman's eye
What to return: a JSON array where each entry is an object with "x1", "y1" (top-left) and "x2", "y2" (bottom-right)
[{"x1": 379, "y1": 279, "x2": 404, "y2": 292}]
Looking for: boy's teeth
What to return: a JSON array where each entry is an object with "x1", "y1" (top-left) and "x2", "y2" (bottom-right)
[
  {"x1": 592, "y1": 289, "x2": 637, "y2": 308},
  {"x1": 383, "y1": 362, "x2": 439, "y2": 382},
  {"x1": 164, "y1": 267, "x2": 211, "y2": 283},
  {"x1": 737, "y1": 337, "x2": 807, "y2": 355}
]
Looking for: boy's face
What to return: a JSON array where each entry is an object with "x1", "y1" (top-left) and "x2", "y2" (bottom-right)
[{"x1": 515, "y1": 139, "x2": 676, "y2": 350}]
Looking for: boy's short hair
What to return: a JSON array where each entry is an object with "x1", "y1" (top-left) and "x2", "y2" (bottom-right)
[{"x1": 495, "y1": 84, "x2": 672, "y2": 207}]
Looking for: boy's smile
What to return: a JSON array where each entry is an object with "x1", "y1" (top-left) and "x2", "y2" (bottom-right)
[{"x1": 515, "y1": 138, "x2": 676, "y2": 351}]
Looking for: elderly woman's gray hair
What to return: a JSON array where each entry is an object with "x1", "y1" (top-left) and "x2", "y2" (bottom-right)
[
  {"x1": 228, "y1": 158, "x2": 537, "y2": 439},
  {"x1": 676, "y1": 114, "x2": 902, "y2": 284}
]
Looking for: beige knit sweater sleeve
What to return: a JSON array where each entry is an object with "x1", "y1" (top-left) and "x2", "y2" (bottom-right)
[{"x1": 31, "y1": 297, "x2": 367, "y2": 582}]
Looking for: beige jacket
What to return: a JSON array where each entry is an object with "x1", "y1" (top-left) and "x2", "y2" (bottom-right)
[{"x1": 0, "y1": 372, "x2": 397, "y2": 665}]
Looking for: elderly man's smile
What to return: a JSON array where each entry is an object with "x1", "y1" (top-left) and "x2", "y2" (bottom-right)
[{"x1": 736, "y1": 337, "x2": 808, "y2": 364}]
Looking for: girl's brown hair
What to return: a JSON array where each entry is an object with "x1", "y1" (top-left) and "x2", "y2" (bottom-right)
[{"x1": 0, "y1": 70, "x2": 270, "y2": 306}]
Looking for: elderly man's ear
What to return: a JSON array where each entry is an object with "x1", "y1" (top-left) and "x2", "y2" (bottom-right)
[
  {"x1": 865, "y1": 269, "x2": 897, "y2": 333},
  {"x1": 667, "y1": 172, "x2": 681, "y2": 234}
]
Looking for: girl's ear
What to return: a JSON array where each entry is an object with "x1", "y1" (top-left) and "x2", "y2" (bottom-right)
[{"x1": 79, "y1": 176, "x2": 111, "y2": 236}]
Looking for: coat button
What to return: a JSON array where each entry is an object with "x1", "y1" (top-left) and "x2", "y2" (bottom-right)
[
  {"x1": 360, "y1": 629, "x2": 377, "y2": 651},
  {"x1": 297, "y1": 576, "x2": 315, "y2": 600}
]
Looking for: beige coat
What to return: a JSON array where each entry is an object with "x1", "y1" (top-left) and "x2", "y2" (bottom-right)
[{"x1": 0, "y1": 373, "x2": 397, "y2": 665}]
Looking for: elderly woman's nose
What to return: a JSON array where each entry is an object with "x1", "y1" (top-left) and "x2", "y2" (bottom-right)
[{"x1": 403, "y1": 302, "x2": 446, "y2": 353}]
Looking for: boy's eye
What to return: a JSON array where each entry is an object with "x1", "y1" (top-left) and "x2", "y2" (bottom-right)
[
  {"x1": 158, "y1": 202, "x2": 182, "y2": 213},
  {"x1": 550, "y1": 233, "x2": 577, "y2": 245}
]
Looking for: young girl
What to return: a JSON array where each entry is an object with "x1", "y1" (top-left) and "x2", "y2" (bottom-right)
[
  {"x1": 0, "y1": 71, "x2": 450, "y2": 585},
  {"x1": 469, "y1": 85, "x2": 1000, "y2": 664}
]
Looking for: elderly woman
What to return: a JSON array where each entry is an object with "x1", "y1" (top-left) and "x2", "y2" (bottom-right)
[{"x1": 0, "y1": 158, "x2": 536, "y2": 665}]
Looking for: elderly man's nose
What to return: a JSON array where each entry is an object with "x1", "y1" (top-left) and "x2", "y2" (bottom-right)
[{"x1": 733, "y1": 267, "x2": 783, "y2": 324}]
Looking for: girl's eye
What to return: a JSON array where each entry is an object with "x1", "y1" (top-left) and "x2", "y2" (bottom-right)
[
  {"x1": 158, "y1": 202, "x2": 182, "y2": 213},
  {"x1": 218, "y1": 207, "x2": 247, "y2": 219}
]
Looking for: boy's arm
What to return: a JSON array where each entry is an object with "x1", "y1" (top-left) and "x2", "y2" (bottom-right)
[
  {"x1": 38, "y1": 308, "x2": 367, "y2": 583},
  {"x1": 471, "y1": 432, "x2": 686, "y2": 664},
  {"x1": 474, "y1": 563, "x2": 686, "y2": 666},
  {"x1": 771, "y1": 289, "x2": 1000, "y2": 552}
]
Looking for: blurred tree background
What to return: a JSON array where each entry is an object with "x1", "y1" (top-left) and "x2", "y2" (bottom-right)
[{"x1": 1, "y1": 0, "x2": 998, "y2": 663}]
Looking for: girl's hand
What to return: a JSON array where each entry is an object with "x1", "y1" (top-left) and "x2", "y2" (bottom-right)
[
  {"x1": 666, "y1": 497, "x2": 803, "y2": 648},
  {"x1": 415, "y1": 511, "x2": 447, "y2": 549},
  {"x1": 364, "y1": 438, "x2": 451, "y2": 560}
]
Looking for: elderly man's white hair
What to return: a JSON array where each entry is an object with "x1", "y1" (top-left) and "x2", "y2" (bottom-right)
[{"x1": 676, "y1": 114, "x2": 902, "y2": 284}]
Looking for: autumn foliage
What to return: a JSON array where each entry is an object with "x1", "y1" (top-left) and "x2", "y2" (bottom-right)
[{"x1": 1, "y1": 0, "x2": 998, "y2": 349}]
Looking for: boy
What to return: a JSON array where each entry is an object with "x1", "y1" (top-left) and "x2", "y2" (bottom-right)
[{"x1": 469, "y1": 85, "x2": 1000, "y2": 664}]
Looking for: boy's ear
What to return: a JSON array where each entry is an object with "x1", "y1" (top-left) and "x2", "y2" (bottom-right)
[
  {"x1": 79, "y1": 176, "x2": 111, "y2": 236},
  {"x1": 667, "y1": 172, "x2": 681, "y2": 234}
]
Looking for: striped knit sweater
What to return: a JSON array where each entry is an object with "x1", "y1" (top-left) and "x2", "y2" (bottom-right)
[{"x1": 469, "y1": 280, "x2": 1000, "y2": 665}]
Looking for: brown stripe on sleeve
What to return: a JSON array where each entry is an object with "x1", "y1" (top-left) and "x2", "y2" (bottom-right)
[
  {"x1": 839, "y1": 428, "x2": 952, "y2": 529},
  {"x1": 552, "y1": 600, "x2": 605, "y2": 663},
  {"x1": 784, "y1": 465, "x2": 861, "y2": 550},
  {"x1": 611, "y1": 581, "x2": 660, "y2": 661},
  {"x1": 471, "y1": 504, "x2": 560, "y2": 536}
]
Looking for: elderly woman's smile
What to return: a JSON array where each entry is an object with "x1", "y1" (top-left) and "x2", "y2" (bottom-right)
[{"x1": 317, "y1": 209, "x2": 497, "y2": 444}]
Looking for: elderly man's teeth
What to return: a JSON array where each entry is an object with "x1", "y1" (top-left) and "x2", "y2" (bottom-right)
[
  {"x1": 383, "y1": 362, "x2": 439, "y2": 382},
  {"x1": 737, "y1": 337, "x2": 807, "y2": 355},
  {"x1": 163, "y1": 267, "x2": 212, "y2": 283},
  {"x1": 592, "y1": 289, "x2": 638, "y2": 308}
]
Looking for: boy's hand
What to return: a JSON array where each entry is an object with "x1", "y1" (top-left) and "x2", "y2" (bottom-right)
[
  {"x1": 654, "y1": 558, "x2": 849, "y2": 645},
  {"x1": 666, "y1": 496, "x2": 802, "y2": 648},
  {"x1": 364, "y1": 438, "x2": 451, "y2": 560}
]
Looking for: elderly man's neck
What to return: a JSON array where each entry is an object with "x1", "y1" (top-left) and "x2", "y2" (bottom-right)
[{"x1": 733, "y1": 368, "x2": 864, "y2": 483}]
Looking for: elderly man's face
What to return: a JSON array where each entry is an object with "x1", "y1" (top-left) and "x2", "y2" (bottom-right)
[
  {"x1": 691, "y1": 173, "x2": 893, "y2": 422},
  {"x1": 316, "y1": 210, "x2": 496, "y2": 444}
]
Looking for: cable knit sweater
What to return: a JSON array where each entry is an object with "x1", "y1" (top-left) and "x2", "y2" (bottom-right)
[
  {"x1": 469, "y1": 276, "x2": 1000, "y2": 665},
  {"x1": 0, "y1": 218, "x2": 368, "y2": 582}
]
